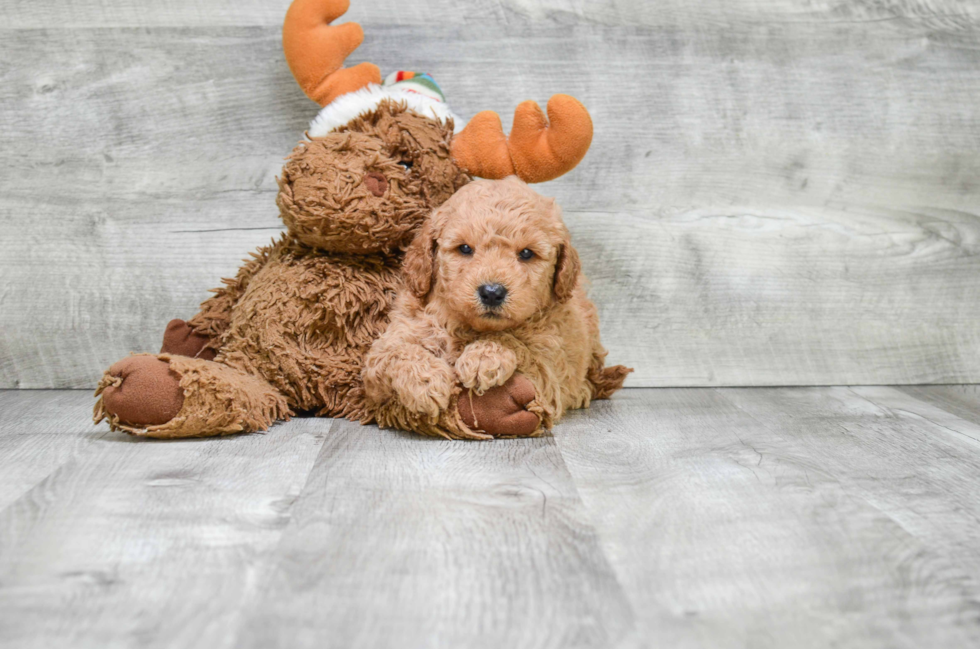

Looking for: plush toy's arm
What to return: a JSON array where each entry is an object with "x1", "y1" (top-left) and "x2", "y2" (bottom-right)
[
  {"x1": 493, "y1": 338, "x2": 562, "y2": 431},
  {"x1": 456, "y1": 374, "x2": 540, "y2": 438},
  {"x1": 365, "y1": 319, "x2": 542, "y2": 439},
  {"x1": 182, "y1": 245, "x2": 276, "y2": 353}
]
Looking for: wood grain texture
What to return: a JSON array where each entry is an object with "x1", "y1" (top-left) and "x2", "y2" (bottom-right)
[
  {"x1": 0, "y1": 391, "x2": 95, "y2": 511},
  {"x1": 723, "y1": 386, "x2": 980, "y2": 630},
  {"x1": 5, "y1": 387, "x2": 980, "y2": 645},
  {"x1": 897, "y1": 385, "x2": 980, "y2": 428},
  {"x1": 6, "y1": 0, "x2": 980, "y2": 28},
  {"x1": 2, "y1": 0, "x2": 980, "y2": 387},
  {"x1": 236, "y1": 418, "x2": 635, "y2": 649},
  {"x1": 554, "y1": 388, "x2": 980, "y2": 648},
  {"x1": 0, "y1": 391, "x2": 328, "y2": 649}
]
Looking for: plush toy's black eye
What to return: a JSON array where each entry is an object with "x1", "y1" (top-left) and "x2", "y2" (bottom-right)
[
  {"x1": 458, "y1": 244, "x2": 473, "y2": 255},
  {"x1": 518, "y1": 248, "x2": 535, "y2": 260},
  {"x1": 398, "y1": 160, "x2": 414, "y2": 169}
]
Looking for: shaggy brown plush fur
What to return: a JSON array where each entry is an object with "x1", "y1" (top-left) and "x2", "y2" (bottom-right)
[
  {"x1": 94, "y1": 101, "x2": 470, "y2": 438},
  {"x1": 363, "y1": 176, "x2": 632, "y2": 439},
  {"x1": 93, "y1": 0, "x2": 598, "y2": 440}
]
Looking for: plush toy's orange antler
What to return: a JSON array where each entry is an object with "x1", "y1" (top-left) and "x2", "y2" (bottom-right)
[
  {"x1": 283, "y1": 0, "x2": 382, "y2": 106},
  {"x1": 451, "y1": 94, "x2": 594, "y2": 184}
]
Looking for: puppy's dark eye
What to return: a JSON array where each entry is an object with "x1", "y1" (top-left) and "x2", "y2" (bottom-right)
[
  {"x1": 458, "y1": 244, "x2": 473, "y2": 255},
  {"x1": 397, "y1": 160, "x2": 413, "y2": 169},
  {"x1": 518, "y1": 248, "x2": 535, "y2": 261}
]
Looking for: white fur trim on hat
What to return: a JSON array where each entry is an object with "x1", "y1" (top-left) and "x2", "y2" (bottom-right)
[{"x1": 307, "y1": 84, "x2": 464, "y2": 138}]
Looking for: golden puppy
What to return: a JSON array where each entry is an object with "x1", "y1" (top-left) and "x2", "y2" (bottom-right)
[{"x1": 363, "y1": 176, "x2": 631, "y2": 439}]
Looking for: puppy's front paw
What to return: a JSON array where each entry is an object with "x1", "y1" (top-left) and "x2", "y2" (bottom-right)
[
  {"x1": 392, "y1": 359, "x2": 455, "y2": 422},
  {"x1": 455, "y1": 340, "x2": 517, "y2": 395}
]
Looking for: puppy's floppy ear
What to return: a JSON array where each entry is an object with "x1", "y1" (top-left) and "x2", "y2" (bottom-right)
[
  {"x1": 552, "y1": 236, "x2": 581, "y2": 303},
  {"x1": 403, "y1": 219, "x2": 438, "y2": 300}
]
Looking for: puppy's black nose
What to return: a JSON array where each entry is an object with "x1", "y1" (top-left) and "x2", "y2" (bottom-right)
[{"x1": 478, "y1": 283, "x2": 508, "y2": 307}]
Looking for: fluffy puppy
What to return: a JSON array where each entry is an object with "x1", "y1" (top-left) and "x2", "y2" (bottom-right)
[{"x1": 363, "y1": 176, "x2": 631, "y2": 439}]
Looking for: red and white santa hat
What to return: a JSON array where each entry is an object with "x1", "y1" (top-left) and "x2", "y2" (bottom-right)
[{"x1": 308, "y1": 71, "x2": 462, "y2": 138}]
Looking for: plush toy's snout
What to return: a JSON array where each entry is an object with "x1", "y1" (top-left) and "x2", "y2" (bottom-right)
[
  {"x1": 362, "y1": 172, "x2": 388, "y2": 197},
  {"x1": 275, "y1": 126, "x2": 449, "y2": 254}
]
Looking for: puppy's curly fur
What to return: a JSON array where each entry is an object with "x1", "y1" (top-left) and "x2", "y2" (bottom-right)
[{"x1": 363, "y1": 176, "x2": 631, "y2": 439}]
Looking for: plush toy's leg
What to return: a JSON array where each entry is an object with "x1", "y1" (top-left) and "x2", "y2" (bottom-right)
[
  {"x1": 160, "y1": 319, "x2": 217, "y2": 360},
  {"x1": 94, "y1": 353, "x2": 290, "y2": 439}
]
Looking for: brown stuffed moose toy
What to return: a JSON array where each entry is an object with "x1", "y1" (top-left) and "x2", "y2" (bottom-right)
[{"x1": 94, "y1": 0, "x2": 594, "y2": 439}]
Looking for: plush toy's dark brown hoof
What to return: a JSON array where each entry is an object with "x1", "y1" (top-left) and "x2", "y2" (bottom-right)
[
  {"x1": 101, "y1": 356, "x2": 185, "y2": 427},
  {"x1": 458, "y1": 373, "x2": 539, "y2": 437},
  {"x1": 161, "y1": 319, "x2": 216, "y2": 360}
]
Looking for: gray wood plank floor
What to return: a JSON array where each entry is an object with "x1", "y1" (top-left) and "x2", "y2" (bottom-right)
[{"x1": 2, "y1": 387, "x2": 980, "y2": 648}]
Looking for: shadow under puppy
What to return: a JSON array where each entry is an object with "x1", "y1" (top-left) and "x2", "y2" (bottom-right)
[{"x1": 363, "y1": 176, "x2": 631, "y2": 439}]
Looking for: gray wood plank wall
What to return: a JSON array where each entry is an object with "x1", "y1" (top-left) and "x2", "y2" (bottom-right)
[{"x1": 2, "y1": 0, "x2": 979, "y2": 388}]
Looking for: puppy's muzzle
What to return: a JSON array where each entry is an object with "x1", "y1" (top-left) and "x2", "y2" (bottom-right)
[{"x1": 478, "y1": 283, "x2": 508, "y2": 308}]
